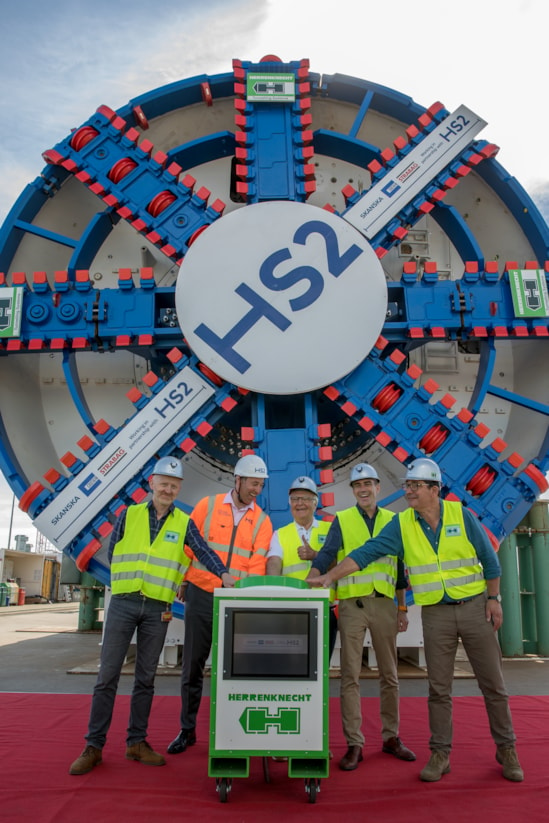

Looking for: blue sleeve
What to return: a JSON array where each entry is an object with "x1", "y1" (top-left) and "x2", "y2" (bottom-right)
[
  {"x1": 186, "y1": 518, "x2": 229, "y2": 578},
  {"x1": 108, "y1": 509, "x2": 127, "y2": 565},
  {"x1": 311, "y1": 517, "x2": 343, "y2": 574},
  {"x1": 462, "y1": 508, "x2": 502, "y2": 579},
  {"x1": 348, "y1": 516, "x2": 405, "y2": 568},
  {"x1": 396, "y1": 558, "x2": 408, "y2": 590}
]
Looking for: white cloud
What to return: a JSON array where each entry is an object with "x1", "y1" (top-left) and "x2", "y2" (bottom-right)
[
  {"x1": 253, "y1": 0, "x2": 548, "y2": 194},
  {"x1": 1, "y1": 0, "x2": 548, "y2": 545},
  {"x1": 0, "y1": 0, "x2": 268, "y2": 221},
  {"x1": 1, "y1": 0, "x2": 547, "y2": 223}
]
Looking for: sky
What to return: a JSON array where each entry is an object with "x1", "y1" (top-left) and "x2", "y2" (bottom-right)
[{"x1": 1, "y1": 0, "x2": 548, "y2": 548}]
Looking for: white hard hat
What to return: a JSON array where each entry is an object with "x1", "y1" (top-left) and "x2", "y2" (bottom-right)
[
  {"x1": 234, "y1": 454, "x2": 269, "y2": 479},
  {"x1": 403, "y1": 457, "x2": 442, "y2": 483},
  {"x1": 350, "y1": 463, "x2": 379, "y2": 484},
  {"x1": 289, "y1": 476, "x2": 318, "y2": 495},
  {"x1": 152, "y1": 456, "x2": 184, "y2": 479}
]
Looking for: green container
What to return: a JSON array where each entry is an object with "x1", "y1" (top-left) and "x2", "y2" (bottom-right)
[{"x1": 0, "y1": 582, "x2": 9, "y2": 606}]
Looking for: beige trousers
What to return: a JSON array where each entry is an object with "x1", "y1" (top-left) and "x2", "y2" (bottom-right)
[
  {"x1": 338, "y1": 594, "x2": 400, "y2": 746},
  {"x1": 421, "y1": 594, "x2": 516, "y2": 752}
]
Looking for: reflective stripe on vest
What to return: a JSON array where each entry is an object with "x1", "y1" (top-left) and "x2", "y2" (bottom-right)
[
  {"x1": 400, "y1": 501, "x2": 486, "y2": 604},
  {"x1": 185, "y1": 494, "x2": 270, "y2": 591},
  {"x1": 336, "y1": 506, "x2": 396, "y2": 599},
  {"x1": 278, "y1": 520, "x2": 335, "y2": 601},
  {"x1": 110, "y1": 504, "x2": 190, "y2": 603}
]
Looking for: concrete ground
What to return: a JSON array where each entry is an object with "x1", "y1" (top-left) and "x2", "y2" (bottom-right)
[{"x1": 1, "y1": 601, "x2": 547, "y2": 698}]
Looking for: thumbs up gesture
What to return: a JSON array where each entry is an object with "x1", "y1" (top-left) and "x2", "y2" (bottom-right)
[{"x1": 298, "y1": 536, "x2": 317, "y2": 561}]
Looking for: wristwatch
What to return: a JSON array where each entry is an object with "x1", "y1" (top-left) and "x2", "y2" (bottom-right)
[{"x1": 487, "y1": 594, "x2": 502, "y2": 603}]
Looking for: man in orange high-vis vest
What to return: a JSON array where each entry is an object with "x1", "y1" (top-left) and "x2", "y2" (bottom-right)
[{"x1": 167, "y1": 454, "x2": 273, "y2": 755}]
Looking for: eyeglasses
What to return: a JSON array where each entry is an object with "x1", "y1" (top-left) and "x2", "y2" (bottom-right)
[
  {"x1": 401, "y1": 481, "x2": 430, "y2": 491},
  {"x1": 289, "y1": 495, "x2": 316, "y2": 504}
]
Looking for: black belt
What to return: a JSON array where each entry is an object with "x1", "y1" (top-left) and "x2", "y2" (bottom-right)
[
  {"x1": 114, "y1": 592, "x2": 161, "y2": 604},
  {"x1": 356, "y1": 591, "x2": 387, "y2": 608},
  {"x1": 440, "y1": 593, "x2": 480, "y2": 606}
]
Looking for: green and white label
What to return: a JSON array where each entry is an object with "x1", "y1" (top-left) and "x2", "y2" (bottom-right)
[
  {"x1": 239, "y1": 707, "x2": 300, "y2": 734},
  {"x1": 246, "y1": 73, "x2": 295, "y2": 102},
  {"x1": 509, "y1": 269, "x2": 549, "y2": 317},
  {"x1": 0, "y1": 287, "x2": 23, "y2": 337}
]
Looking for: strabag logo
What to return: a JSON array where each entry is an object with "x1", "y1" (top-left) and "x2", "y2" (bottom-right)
[
  {"x1": 99, "y1": 447, "x2": 127, "y2": 477},
  {"x1": 397, "y1": 161, "x2": 419, "y2": 184}
]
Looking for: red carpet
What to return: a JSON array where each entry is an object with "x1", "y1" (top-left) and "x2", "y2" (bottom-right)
[{"x1": 1, "y1": 694, "x2": 547, "y2": 822}]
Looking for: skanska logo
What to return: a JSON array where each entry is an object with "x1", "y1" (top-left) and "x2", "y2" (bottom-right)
[{"x1": 51, "y1": 496, "x2": 81, "y2": 526}]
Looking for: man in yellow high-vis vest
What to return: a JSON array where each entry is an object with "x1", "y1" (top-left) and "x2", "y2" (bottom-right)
[
  {"x1": 308, "y1": 457, "x2": 523, "y2": 784},
  {"x1": 266, "y1": 476, "x2": 338, "y2": 660},
  {"x1": 69, "y1": 456, "x2": 234, "y2": 776},
  {"x1": 309, "y1": 463, "x2": 415, "y2": 772}
]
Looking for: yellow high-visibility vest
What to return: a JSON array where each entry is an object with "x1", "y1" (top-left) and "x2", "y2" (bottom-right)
[
  {"x1": 336, "y1": 506, "x2": 397, "y2": 599},
  {"x1": 278, "y1": 520, "x2": 335, "y2": 601},
  {"x1": 400, "y1": 501, "x2": 486, "y2": 604},
  {"x1": 110, "y1": 503, "x2": 190, "y2": 603}
]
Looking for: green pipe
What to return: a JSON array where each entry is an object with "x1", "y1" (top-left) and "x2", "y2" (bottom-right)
[
  {"x1": 498, "y1": 532, "x2": 524, "y2": 656},
  {"x1": 518, "y1": 531, "x2": 538, "y2": 654},
  {"x1": 529, "y1": 503, "x2": 549, "y2": 656},
  {"x1": 78, "y1": 572, "x2": 104, "y2": 632}
]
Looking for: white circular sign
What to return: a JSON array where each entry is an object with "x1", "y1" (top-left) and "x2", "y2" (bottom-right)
[{"x1": 176, "y1": 201, "x2": 387, "y2": 394}]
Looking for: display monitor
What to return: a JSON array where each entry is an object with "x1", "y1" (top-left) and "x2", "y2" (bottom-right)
[{"x1": 223, "y1": 606, "x2": 319, "y2": 680}]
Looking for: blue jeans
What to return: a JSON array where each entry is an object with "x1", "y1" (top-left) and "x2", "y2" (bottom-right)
[{"x1": 86, "y1": 593, "x2": 169, "y2": 748}]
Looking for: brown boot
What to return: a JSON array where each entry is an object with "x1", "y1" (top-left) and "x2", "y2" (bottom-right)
[
  {"x1": 420, "y1": 751, "x2": 450, "y2": 782},
  {"x1": 496, "y1": 745, "x2": 524, "y2": 782},
  {"x1": 69, "y1": 745, "x2": 102, "y2": 775},
  {"x1": 126, "y1": 740, "x2": 166, "y2": 766}
]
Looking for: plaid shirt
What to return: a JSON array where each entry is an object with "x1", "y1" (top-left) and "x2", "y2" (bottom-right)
[{"x1": 107, "y1": 500, "x2": 228, "y2": 579}]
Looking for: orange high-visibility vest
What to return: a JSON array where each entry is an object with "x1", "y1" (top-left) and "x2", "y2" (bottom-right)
[{"x1": 185, "y1": 493, "x2": 272, "y2": 592}]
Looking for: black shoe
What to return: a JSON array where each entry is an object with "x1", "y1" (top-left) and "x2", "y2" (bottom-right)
[{"x1": 167, "y1": 729, "x2": 196, "y2": 754}]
